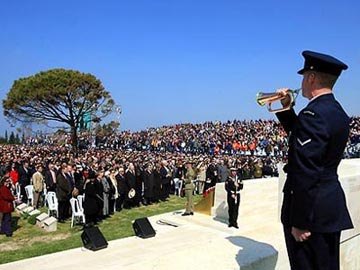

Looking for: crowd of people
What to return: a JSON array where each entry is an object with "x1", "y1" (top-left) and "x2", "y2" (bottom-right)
[
  {"x1": 1, "y1": 116, "x2": 360, "y2": 235},
  {"x1": 0, "y1": 143, "x2": 280, "y2": 233},
  {"x1": 27, "y1": 117, "x2": 360, "y2": 158}
]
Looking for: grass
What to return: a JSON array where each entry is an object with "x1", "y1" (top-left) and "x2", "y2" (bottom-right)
[{"x1": 0, "y1": 195, "x2": 202, "y2": 265}]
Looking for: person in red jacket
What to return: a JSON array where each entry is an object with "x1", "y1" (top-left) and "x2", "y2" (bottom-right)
[
  {"x1": 9, "y1": 163, "x2": 19, "y2": 185},
  {"x1": 0, "y1": 176, "x2": 15, "y2": 237}
]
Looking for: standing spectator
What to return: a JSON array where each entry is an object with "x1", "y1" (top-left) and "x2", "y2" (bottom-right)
[
  {"x1": 115, "y1": 167, "x2": 126, "y2": 211},
  {"x1": 100, "y1": 170, "x2": 110, "y2": 218},
  {"x1": 83, "y1": 171, "x2": 102, "y2": 226},
  {"x1": 17, "y1": 161, "x2": 32, "y2": 203},
  {"x1": 217, "y1": 159, "x2": 229, "y2": 183},
  {"x1": 44, "y1": 163, "x2": 57, "y2": 192},
  {"x1": 125, "y1": 163, "x2": 137, "y2": 208},
  {"x1": 9, "y1": 163, "x2": 19, "y2": 185},
  {"x1": 153, "y1": 162, "x2": 162, "y2": 202},
  {"x1": 74, "y1": 165, "x2": 85, "y2": 195},
  {"x1": 160, "y1": 160, "x2": 171, "y2": 200},
  {"x1": 32, "y1": 165, "x2": 44, "y2": 209},
  {"x1": 253, "y1": 159, "x2": 263, "y2": 178},
  {"x1": 56, "y1": 163, "x2": 72, "y2": 223},
  {"x1": 107, "y1": 169, "x2": 117, "y2": 215},
  {"x1": 0, "y1": 176, "x2": 15, "y2": 237},
  {"x1": 142, "y1": 163, "x2": 155, "y2": 205},
  {"x1": 196, "y1": 160, "x2": 207, "y2": 195},
  {"x1": 204, "y1": 159, "x2": 218, "y2": 192}
]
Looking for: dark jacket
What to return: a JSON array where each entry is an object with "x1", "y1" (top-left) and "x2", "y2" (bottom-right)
[
  {"x1": 116, "y1": 173, "x2": 127, "y2": 195},
  {"x1": 56, "y1": 173, "x2": 72, "y2": 202},
  {"x1": 17, "y1": 166, "x2": 32, "y2": 186},
  {"x1": 160, "y1": 167, "x2": 171, "y2": 184},
  {"x1": 225, "y1": 175, "x2": 243, "y2": 198},
  {"x1": 276, "y1": 93, "x2": 353, "y2": 232},
  {"x1": 83, "y1": 179, "x2": 102, "y2": 215},
  {"x1": 44, "y1": 170, "x2": 57, "y2": 192},
  {"x1": 142, "y1": 170, "x2": 154, "y2": 198},
  {"x1": 125, "y1": 171, "x2": 136, "y2": 190}
]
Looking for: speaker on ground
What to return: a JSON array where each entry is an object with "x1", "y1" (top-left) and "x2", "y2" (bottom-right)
[
  {"x1": 133, "y1": 217, "x2": 156, "y2": 239},
  {"x1": 81, "y1": 226, "x2": 108, "y2": 251}
]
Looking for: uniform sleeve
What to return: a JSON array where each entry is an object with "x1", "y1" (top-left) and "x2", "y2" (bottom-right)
[
  {"x1": 290, "y1": 111, "x2": 330, "y2": 229},
  {"x1": 225, "y1": 178, "x2": 231, "y2": 193},
  {"x1": 276, "y1": 108, "x2": 298, "y2": 135}
]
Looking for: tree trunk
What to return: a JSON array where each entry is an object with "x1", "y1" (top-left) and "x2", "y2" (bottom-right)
[{"x1": 71, "y1": 125, "x2": 78, "y2": 152}]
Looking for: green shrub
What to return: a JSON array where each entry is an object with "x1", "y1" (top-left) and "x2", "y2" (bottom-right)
[
  {"x1": 28, "y1": 214, "x2": 41, "y2": 225},
  {"x1": 21, "y1": 212, "x2": 30, "y2": 220}
]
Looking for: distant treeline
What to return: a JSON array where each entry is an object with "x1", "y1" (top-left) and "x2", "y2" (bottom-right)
[{"x1": 0, "y1": 130, "x2": 23, "y2": 145}]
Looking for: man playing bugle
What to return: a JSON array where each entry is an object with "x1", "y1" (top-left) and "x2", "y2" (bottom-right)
[{"x1": 271, "y1": 51, "x2": 353, "y2": 270}]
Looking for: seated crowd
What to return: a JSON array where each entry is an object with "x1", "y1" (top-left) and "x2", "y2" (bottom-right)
[{"x1": 27, "y1": 117, "x2": 360, "y2": 158}]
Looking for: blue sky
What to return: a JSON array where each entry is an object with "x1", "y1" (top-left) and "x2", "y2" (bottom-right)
[{"x1": 1, "y1": 0, "x2": 359, "y2": 132}]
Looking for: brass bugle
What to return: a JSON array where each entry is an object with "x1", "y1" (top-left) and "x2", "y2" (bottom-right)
[{"x1": 256, "y1": 88, "x2": 301, "y2": 113}]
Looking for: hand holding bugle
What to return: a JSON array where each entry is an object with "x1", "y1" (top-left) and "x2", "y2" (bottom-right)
[{"x1": 256, "y1": 88, "x2": 301, "y2": 113}]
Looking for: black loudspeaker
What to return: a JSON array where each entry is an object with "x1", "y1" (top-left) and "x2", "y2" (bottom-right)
[
  {"x1": 81, "y1": 226, "x2": 108, "y2": 251},
  {"x1": 133, "y1": 218, "x2": 156, "y2": 239}
]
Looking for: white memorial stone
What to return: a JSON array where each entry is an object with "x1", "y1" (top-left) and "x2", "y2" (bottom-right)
[
  {"x1": 36, "y1": 213, "x2": 49, "y2": 228},
  {"x1": 23, "y1": 206, "x2": 34, "y2": 214},
  {"x1": 16, "y1": 203, "x2": 27, "y2": 212},
  {"x1": 29, "y1": 209, "x2": 41, "y2": 216},
  {"x1": 43, "y1": 217, "x2": 57, "y2": 232}
]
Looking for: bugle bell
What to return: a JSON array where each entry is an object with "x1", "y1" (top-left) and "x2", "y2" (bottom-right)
[{"x1": 256, "y1": 88, "x2": 301, "y2": 113}]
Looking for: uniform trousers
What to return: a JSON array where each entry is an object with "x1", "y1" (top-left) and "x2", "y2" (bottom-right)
[
  {"x1": 227, "y1": 194, "x2": 240, "y2": 226},
  {"x1": 284, "y1": 226, "x2": 340, "y2": 270},
  {"x1": 184, "y1": 185, "x2": 194, "y2": 214}
]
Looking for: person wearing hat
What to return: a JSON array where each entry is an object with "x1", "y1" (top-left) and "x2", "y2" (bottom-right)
[
  {"x1": 225, "y1": 167, "x2": 243, "y2": 228},
  {"x1": 275, "y1": 51, "x2": 353, "y2": 270},
  {"x1": 182, "y1": 160, "x2": 196, "y2": 216}
]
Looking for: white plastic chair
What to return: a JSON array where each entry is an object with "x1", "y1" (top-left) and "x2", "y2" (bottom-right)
[
  {"x1": 70, "y1": 198, "x2": 85, "y2": 228},
  {"x1": 46, "y1": 192, "x2": 59, "y2": 218},
  {"x1": 24, "y1": 185, "x2": 34, "y2": 206},
  {"x1": 15, "y1": 183, "x2": 22, "y2": 202},
  {"x1": 77, "y1": 195, "x2": 85, "y2": 212},
  {"x1": 42, "y1": 183, "x2": 48, "y2": 206},
  {"x1": 174, "y1": 178, "x2": 183, "y2": 197}
]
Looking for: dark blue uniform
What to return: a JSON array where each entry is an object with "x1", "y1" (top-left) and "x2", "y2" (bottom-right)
[
  {"x1": 277, "y1": 93, "x2": 353, "y2": 269},
  {"x1": 225, "y1": 173, "x2": 243, "y2": 228}
]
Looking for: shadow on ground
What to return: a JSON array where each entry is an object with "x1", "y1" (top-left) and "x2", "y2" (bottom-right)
[{"x1": 227, "y1": 236, "x2": 278, "y2": 270}]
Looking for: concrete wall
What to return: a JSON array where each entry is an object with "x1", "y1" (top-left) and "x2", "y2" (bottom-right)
[{"x1": 212, "y1": 159, "x2": 360, "y2": 270}]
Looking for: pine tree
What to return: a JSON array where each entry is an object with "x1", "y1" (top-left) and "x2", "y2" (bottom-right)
[
  {"x1": 5, "y1": 130, "x2": 8, "y2": 143},
  {"x1": 9, "y1": 131, "x2": 15, "y2": 144},
  {"x1": 15, "y1": 133, "x2": 21, "y2": 144}
]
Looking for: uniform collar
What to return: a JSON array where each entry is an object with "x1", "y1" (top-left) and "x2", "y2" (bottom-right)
[{"x1": 309, "y1": 92, "x2": 333, "y2": 104}]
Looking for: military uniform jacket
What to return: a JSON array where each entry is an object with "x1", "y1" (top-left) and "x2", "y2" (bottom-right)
[
  {"x1": 225, "y1": 176, "x2": 243, "y2": 196},
  {"x1": 276, "y1": 93, "x2": 353, "y2": 233},
  {"x1": 184, "y1": 168, "x2": 196, "y2": 190}
]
